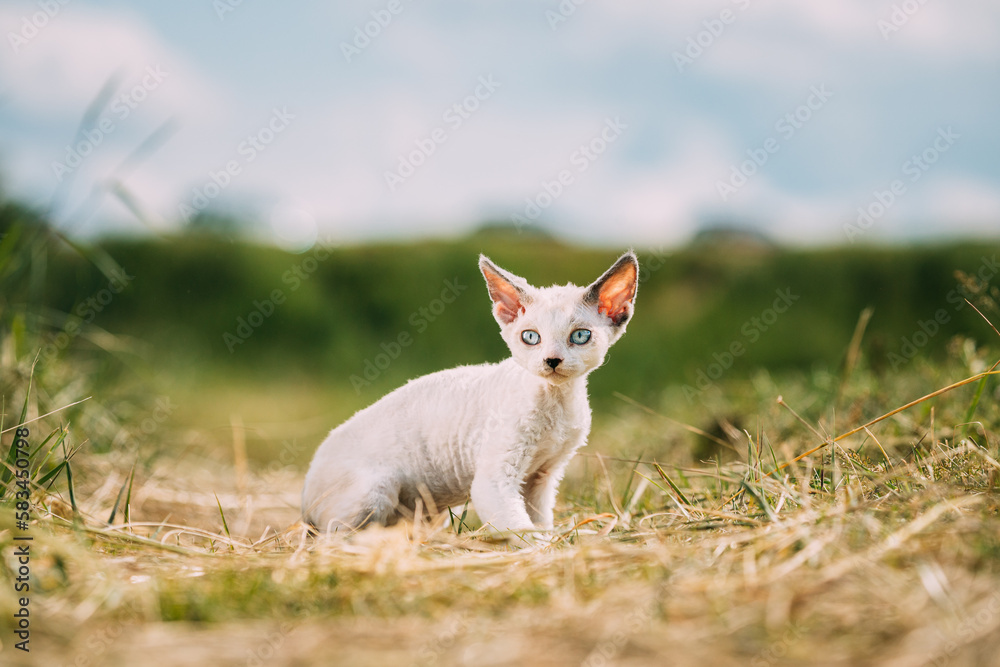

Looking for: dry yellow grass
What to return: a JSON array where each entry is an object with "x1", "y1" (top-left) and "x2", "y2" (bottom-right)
[{"x1": 3, "y1": 360, "x2": 1000, "y2": 667}]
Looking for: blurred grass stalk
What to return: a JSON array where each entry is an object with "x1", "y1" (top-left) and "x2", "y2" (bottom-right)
[{"x1": 0, "y1": 199, "x2": 137, "y2": 526}]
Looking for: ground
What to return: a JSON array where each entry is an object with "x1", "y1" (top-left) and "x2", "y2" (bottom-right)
[{"x1": 3, "y1": 357, "x2": 1000, "y2": 666}]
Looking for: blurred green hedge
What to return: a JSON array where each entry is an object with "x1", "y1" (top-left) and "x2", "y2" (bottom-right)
[{"x1": 3, "y1": 203, "x2": 999, "y2": 408}]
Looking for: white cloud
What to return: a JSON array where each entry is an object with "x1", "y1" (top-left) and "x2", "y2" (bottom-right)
[
  {"x1": 0, "y1": 4, "x2": 232, "y2": 229},
  {"x1": 871, "y1": 1, "x2": 1000, "y2": 57},
  {"x1": 903, "y1": 177, "x2": 1000, "y2": 227},
  {"x1": 0, "y1": 5, "x2": 227, "y2": 123},
  {"x1": 2, "y1": 1, "x2": 998, "y2": 246},
  {"x1": 669, "y1": 1, "x2": 1000, "y2": 85}
]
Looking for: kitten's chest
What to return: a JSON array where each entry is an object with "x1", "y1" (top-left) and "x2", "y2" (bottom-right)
[{"x1": 519, "y1": 388, "x2": 590, "y2": 458}]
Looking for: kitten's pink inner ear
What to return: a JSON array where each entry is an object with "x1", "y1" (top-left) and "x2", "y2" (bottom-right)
[
  {"x1": 597, "y1": 262, "x2": 637, "y2": 326},
  {"x1": 483, "y1": 267, "x2": 525, "y2": 324}
]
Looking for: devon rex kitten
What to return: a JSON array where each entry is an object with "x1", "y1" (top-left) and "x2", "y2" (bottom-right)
[{"x1": 302, "y1": 251, "x2": 638, "y2": 535}]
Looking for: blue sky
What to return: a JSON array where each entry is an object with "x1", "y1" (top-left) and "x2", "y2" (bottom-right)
[{"x1": 1, "y1": 0, "x2": 998, "y2": 248}]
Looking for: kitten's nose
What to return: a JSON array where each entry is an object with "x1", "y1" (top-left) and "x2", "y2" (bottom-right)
[{"x1": 545, "y1": 358, "x2": 562, "y2": 369}]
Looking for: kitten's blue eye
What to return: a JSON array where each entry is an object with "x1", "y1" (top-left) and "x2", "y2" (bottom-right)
[
  {"x1": 570, "y1": 329, "x2": 591, "y2": 345},
  {"x1": 521, "y1": 330, "x2": 540, "y2": 345}
]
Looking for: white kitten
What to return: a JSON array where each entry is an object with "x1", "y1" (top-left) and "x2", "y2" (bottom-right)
[{"x1": 301, "y1": 251, "x2": 638, "y2": 536}]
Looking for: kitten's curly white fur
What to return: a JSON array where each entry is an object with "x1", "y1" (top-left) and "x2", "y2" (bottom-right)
[{"x1": 302, "y1": 252, "x2": 638, "y2": 536}]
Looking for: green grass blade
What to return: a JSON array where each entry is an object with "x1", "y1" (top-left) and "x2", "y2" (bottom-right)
[
  {"x1": 654, "y1": 464, "x2": 692, "y2": 506},
  {"x1": 215, "y1": 493, "x2": 234, "y2": 550},
  {"x1": 123, "y1": 466, "x2": 135, "y2": 526},
  {"x1": 28, "y1": 426, "x2": 60, "y2": 461},
  {"x1": 150, "y1": 515, "x2": 171, "y2": 541},
  {"x1": 53, "y1": 230, "x2": 128, "y2": 286},
  {"x1": 619, "y1": 451, "x2": 643, "y2": 509},
  {"x1": 459, "y1": 503, "x2": 470, "y2": 534},
  {"x1": 107, "y1": 465, "x2": 136, "y2": 525},
  {"x1": 17, "y1": 360, "x2": 34, "y2": 427},
  {"x1": 1, "y1": 443, "x2": 22, "y2": 492},
  {"x1": 448, "y1": 501, "x2": 471, "y2": 535},
  {"x1": 0, "y1": 370, "x2": 34, "y2": 491},
  {"x1": 30, "y1": 426, "x2": 68, "y2": 480},
  {"x1": 741, "y1": 480, "x2": 778, "y2": 522},
  {"x1": 64, "y1": 459, "x2": 79, "y2": 517},
  {"x1": 35, "y1": 460, "x2": 67, "y2": 489},
  {"x1": 764, "y1": 437, "x2": 780, "y2": 475}
]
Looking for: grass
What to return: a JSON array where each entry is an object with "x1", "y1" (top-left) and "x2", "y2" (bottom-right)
[
  {"x1": 3, "y1": 348, "x2": 1000, "y2": 666},
  {"x1": 3, "y1": 212, "x2": 1000, "y2": 664}
]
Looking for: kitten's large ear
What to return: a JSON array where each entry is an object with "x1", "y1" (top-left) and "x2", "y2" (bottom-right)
[
  {"x1": 585, "y1": 251, "x2": 639, "y2": 327},
  {"x1": 480, "y1": 255, "x2": 531, "y2": 324}
]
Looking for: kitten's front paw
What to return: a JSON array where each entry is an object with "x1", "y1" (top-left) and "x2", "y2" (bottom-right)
[
  {"x1": 475, "y1": 512, "x2": 555, "y2": 548},
  {"x1": 489, "y1": 527, "x2": 555, "y2": 549},
  {"x1": 521, "y1": 530, "x2": 558, "y2": 549}
]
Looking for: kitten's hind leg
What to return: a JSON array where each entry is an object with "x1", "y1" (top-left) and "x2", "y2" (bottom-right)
[
  {"x1": 351, "y1": 478, "x2": 403, "y2": 528},
  {"x1": 305, "y1": 474, "x2": 401, "y2": 531}
]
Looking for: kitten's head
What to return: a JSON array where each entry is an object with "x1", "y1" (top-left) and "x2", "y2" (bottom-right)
[{"x1": 479, "y1": 251, "x2": 638, "y2": 385}]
